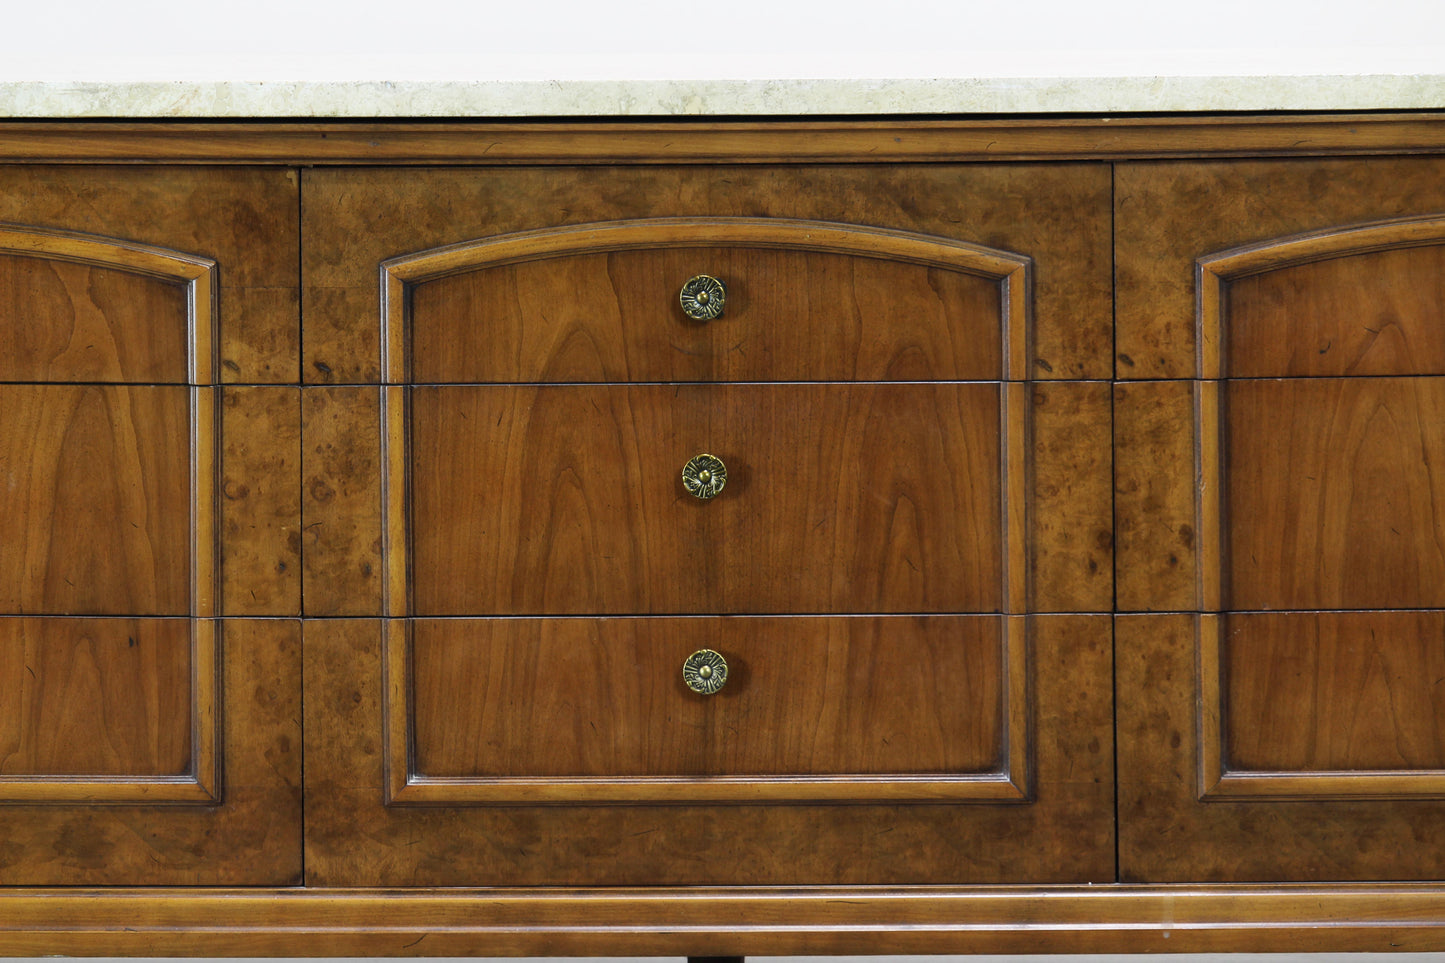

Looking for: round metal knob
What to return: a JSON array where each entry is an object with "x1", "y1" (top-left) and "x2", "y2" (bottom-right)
[
  {"x1": 683, "y1": 648, "x2": 729, "y2": 695},
  {"x1": 682, "y1": 453, "x2": 727, "y2": 500},
  {"x1": 679, "y1": 274, "x2": 727, "y2": 321}
]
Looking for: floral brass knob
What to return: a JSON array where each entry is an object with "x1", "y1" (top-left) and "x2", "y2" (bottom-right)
[
  {"x1": 679, "y1": 274, "x2": 727, "y2": 321},
  {"x1": 683, "y1": 648, "x2": 729, "y2": 695},
  {"x1": 682, "y1": 453, "x2": 727, "y2": 500}
]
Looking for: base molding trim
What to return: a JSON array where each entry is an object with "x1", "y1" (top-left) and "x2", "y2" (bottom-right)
[{"x1": 4, "y1": 884, "x2": 1445, "y2": 955}]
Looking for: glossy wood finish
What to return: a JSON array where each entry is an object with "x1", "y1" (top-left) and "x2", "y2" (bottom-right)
[
  {"x1": 407, "y1": 383, "x2": 1005, "y2": 615},
  {"x1": 9, "y1": 114, "x2": 1445, "y2": 165},
  {"x1": 1115, "y1": 157, "x2": 1445, "y2": 378},
  {"x1": 0, "y1": 385, "x2": 191, "y2": 615},
  {"x1": 390, "y1": 617, "x2": 1027, "y2": 804},
  {"x1": 220, "y1": 387, "x2": 300, "y2": 615},
  {"x1": 1223, "y1": 377, "x2": 1445, "y2": 610},
  {"x1": 9, "y1": 883, "x2": 1445, "y2": 955},
  {"x1": 0, "y1": 618, "x2": 191, "y2": 777},
  {"x1": 304, "y1": 165, "x2": 1110, "y2": 382},
  {"x1": 0, "y1": 619, "x2": 302, "y2": 885},
  {"x1": 392, "y1": 218, "x2": 1028, "y2": 384},
  {"x1": 306, "y1": 615, "x2": 1113, "y2": 885},
  {"x1": 301, "y1": 386, "x2": 381, "y2": 615},
  {"x1": 0, "y1": 167, "x2": 298, "y2": 383},
  {"x1": 1117, "y1": 614, "x2": 1445, "y2": 881}
]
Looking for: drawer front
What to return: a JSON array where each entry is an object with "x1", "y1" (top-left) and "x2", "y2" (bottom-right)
[{"x1": 405, "y1": 383, "x2": 1008, "y2": 616}]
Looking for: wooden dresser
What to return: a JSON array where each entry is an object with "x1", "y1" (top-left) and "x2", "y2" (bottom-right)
[{"x1": 3, "y1": 115, "x2": 1445, "y2": 953}]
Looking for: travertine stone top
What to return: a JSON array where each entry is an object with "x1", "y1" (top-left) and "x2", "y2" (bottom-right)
[{"x1": 1, "y1": 75, "x2": 1442, "y2": 118}]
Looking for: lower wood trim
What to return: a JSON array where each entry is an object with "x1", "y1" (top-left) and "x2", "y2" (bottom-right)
[{"x1": 4, "y1": 885, "x2": 1445, "y2": 954}]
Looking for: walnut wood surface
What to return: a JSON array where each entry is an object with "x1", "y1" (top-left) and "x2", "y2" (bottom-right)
[
  {"x1": 220, "y1": 388, "x2": 300, "y2": 615},
  {"x1": 408, "y1": 384, "x2": 1003, "y2": 615},
  {"x1": 301, "y1": 386, "x2": 381, "y2": 615},
  {"x1": 1029, "y1": 381, "x2": 1112, "y2": 610},
  {"x1": 1220, "y1": 611, "x2": 1445, "y2": 773},
  {"x1": 11, "y1": 884, "x2": 1445, "y2": 955},
  {"x1": 0, "y1": 255, "x2": 187, "y2": 382},
  {"x1": 0, "y1": 167, "x2": 298, "y2": 383},
  {"x1": 1221, "y1": 239, "x2": 1445, "y2": 378},
  {"x1": 305, "y1": 615, "x2": 1113, "y2": 885},
  {"x1": 1115, "y1": 157, "x2": 1445, "y2": 379},
  {"x1": 408, "y1": 616, "x2": 1002, "y2": 778},
  {"x1": 303, "y1": 165, "x2": 1111, "y2": 382},
  {"x1": 8, "y1": 114, "x2": 1445, "y2": 165},
  {"x1": 0, "y1": 385, "x2": 190, "y2": 615},
  {"x1": 1117, "y1": 613, "x2": 1445, "y2": 881},
  {"x1": 0, "y1": 619, "x2": 301, "y2": 885},
  {"x1": 1113, "y1": 380, "x2": 1198, "y2": 610},
  {"x1": 1225, "y1": 377, "x2": 1445, "y2": 610},
  {"x1": 0, "y1": 618, "x2": 190, "y2": 776},
  {"x1": 403, "y1": 231, "x2": 1014, "y2": 384}
]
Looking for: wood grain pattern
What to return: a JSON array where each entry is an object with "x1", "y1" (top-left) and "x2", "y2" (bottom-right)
[
  {"x1": 0, "y1": 167, "x2": 298, "y2": 383},
  {"x1": 8, "y1": 114, "x2": 1445, "y2": 165},
  {"x1": 1225, "y1": 377, "x2": 1445, "y2": 610},
  {"x1": 0, "y1": 255, "x2": 186, "y2": 382},
  {"x1": 300, "y1": 386, "x2": 380, "y2": 616},
  {"x1": 0, "y1": 619, "x2": 301, "y2": 885},
  {"x1": 1117, "y1": 613, "x2": 1445, "y2": 881},
  {"x1": 1116, "y1": 157, "x2": 1445, "y2": 379},
  {"x1": 407, "y1": 384, "x2": 1003, "y2": 615},
  {"x1": 1114, "y1": 380, "x2": 1198, "y2": 610},
  {"x1": 0, "y1": 385, "x2": 190, "y2": 615},
  {"x1": 10, "y1": 884, "x2": 1445, "y2": 955},
  {"x1": 397, "y1": 221, "x2": 1023, "y2": 383},
  {"x1": 0, "y1": 618, "x2": 190, "y2": 777},
  {"x1": 395, "y1": 617, "x2": 1013, "y2": 802},
  {"x1": 1196, "y1": 611, "x2": 1445, "y2": 799},
  {"x1": 1029, "y1": 381, "x2": 1112, "y2": 610},
  {"x1": 220, "y1": 387, "x2": 300, "y2": 615},
  {"x1": 1203, "y1": 217, "x2": 1445, "y2": 378},
  {"x1": 306, "y1": 615, "x2": 1111, "y2": 885},
  {"x1": 304, "y1": 165, "x2": 1110, "y2": 382}
]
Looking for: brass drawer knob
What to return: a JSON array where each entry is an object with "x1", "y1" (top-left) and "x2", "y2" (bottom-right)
[
  {"x1": 683, "y1": 648, "x2": 729, "y2": 695},
  {"x1": 679, "y1": 274, "x2": 727, "y2": 321},
  {"x1": 682, "y1": 453, "x2": 727, "y2": 499}
]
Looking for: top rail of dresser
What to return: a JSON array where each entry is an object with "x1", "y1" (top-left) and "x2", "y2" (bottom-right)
[{"x1": 5, "y1": 114, "x2": 1445, "y2": 164}]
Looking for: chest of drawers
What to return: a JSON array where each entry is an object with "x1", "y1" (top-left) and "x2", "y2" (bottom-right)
[{"x1": 3, "y1": 116, "x2": 1445, "y2": 953}]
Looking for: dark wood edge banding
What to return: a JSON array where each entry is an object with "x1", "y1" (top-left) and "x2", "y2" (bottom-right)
[
  {"x1": 4, "y1": 114, "x2": 1445, "y2": 164},
  {"x1": 5, "y1": 885, "x2": 1445, "y2": 954}
]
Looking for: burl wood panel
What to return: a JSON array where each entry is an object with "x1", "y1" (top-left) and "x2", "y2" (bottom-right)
[
  {"x1": 0, "y1": 618, "x2": 189, "y2": 776},
  {"x1": 410, "y1": 616, "x2": 1000, "y2": 778},
  {"x1": 408, "y1": 384, "x2": 1001, "y2": 615},
  {"x1": 1115, "y1": 157, "x2": 1445, "y2": 378},
  {"x1": 0, "y1": 256, "x2": 187, "y2": 383},
  {"x1": 220, "y1": 387, "x2": 300, "y2": 615},
  {"x1": 0, "y1": 619, "x2": 301, "y2": 885},
  {"x1": 1226, "y1": 244, "x2": 1445, "y2": 378},
  {"x1": 1029, "y1": 381, "x2": 1112, "y2": 610},
  {"x1": 1117, "y1": 613, "x2": 1445, "y2": 881},
  {"x1": 0, "y1": 385, "x2": 190, "y2": 615},
  {"x1": 0, "y1": 167, "x2": 298, "y2": 383},
  {"x1": 1223, "y1": 611, "x2": 1445, "y2": 772},
  {"x1": 301, "y1": 386, "x2": 380, "y2": 616},
  {"x1": 303, "y1": 165, "x2": 1111, "y2": 382},
  {"x1": 1114, "y1": 380, "x2": 1198, "y2": 611},
  {"x1": 410, "y1": 248, "x2": 1002, "y2": 383},
  {"x1": 305, "y1": 615, "x2": 1114, "y2": 885},
  {"x1": 1226, "y1": 378, "x2": 1445, "y2": 610}
]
